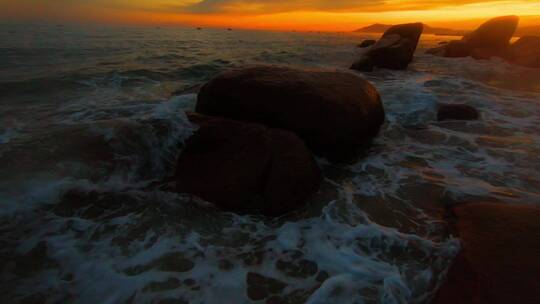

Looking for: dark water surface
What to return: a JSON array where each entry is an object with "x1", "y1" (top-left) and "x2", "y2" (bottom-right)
[{"x1": 1, "y1": 24, "x2": 539, "y2": 304}]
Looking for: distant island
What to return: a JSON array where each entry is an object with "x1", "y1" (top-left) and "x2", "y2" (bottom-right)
[
  {"x1": 355, "y1": 23, "x2": 467, "y2": 36},
  {"x1": 355, "y1": 23, "x2": 540, "y2": 37}
]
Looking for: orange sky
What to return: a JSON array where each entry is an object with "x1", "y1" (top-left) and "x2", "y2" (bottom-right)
[{"x1": 2, "y1": 0, "x2": 540, "y2": 31}]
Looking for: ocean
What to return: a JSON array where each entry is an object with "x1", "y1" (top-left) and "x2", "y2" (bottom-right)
[{"x1": 1, "y1": 23, "x2": 539, "y2": 304}]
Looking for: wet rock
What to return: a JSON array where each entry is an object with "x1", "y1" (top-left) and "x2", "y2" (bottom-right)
[
  {"x1": 14, "y1": 241, "x2": 58, "y2": 277},
  {"x1": 143, "y1": 278, "x2": 182, "y2": 292},
  {"x1": 351, "y1": 23, "x2": 423, "y2": 71},
  {"x1": 155, "y1": 253, "x2": 195, "y2": 273},
  {"x1": 350, "y1": 56, "x2": 375, "y2": 71},
  {"x1": 434, "y1": 203, "x2": 540, "y2": 304},
  {"x1": 266, "y1": 288, "x2": 318, "y2": 304},
  {"x1": 246, "y1": 272, "x2": 287, "y2": 301},
  {"x1": 358, "y1": 39, "x2": 376, "y2": 48},
  {"x1": 175, "y1": 113, "x2": 321, "y2": 216},
  {"x1": 462, "y1": 15, "x2": 519, "y2": 49},
  {"x1": 276, "y1": 258, "x2": 318, "y2": 278},
  {"x1": 427, "y1": 16, "x2": 519, "y2": 60},
  {"x1": 54, "y1": 190, "x2": 98, "y2": 217},
  {"x1": 196, "y1": 65, "x2": 385, "y2": 162},
  {"x1": 427, "y1": 40, "x2": 471, "y2": 57},
  {"x1": 274, "y1": 250, "x2": 318, "y2": 278},
  {"x1": 237, "y1": 250, "x2": 266, "y2": 266},
  {"x1": 504, "y1": 36, "x2": 540, "y2": 68},
  {"x1": 437, "y1": 104, "x2": 479, "y2": 121}
]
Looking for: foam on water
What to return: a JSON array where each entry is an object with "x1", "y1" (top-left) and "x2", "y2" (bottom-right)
[{"x1": 1, "y1": 183, "x2": 459, "y2": 304}]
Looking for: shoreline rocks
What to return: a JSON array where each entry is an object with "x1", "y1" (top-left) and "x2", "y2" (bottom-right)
[
  {"x1": 437, "y1": 104, "x2": 479, "y2": 121},
  {"x1": 504, "y1": 36, "x2": 540, "y2": 68},
  {"x1": 196, "y1": 65, "x2": 385, "y2": 162},
  {"x1": 174, "y1": 65, "x2": 386, "y2": 215},
  {"x1": 175, "y1": 113, "x2": 321, "y2": 216},
  {"x1": 426, "y1": 16, "x2": 540, "y2": 68},
  {"x1": 463, "y1": 15, "x2": 518, "y2": 49},
  {"x1": 434, "y1": 203, "x2": 540, "y2": 304},
  {"x1": 351, "y1": 23, "x2": 424, "y2": 71},
  {"x1": 427, "y1": 16, "x2": 518, "y2": 59}
]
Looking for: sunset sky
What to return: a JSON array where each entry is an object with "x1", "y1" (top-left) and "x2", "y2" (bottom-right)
[{"x1": 2, "y1": 0, "x2": 540, "y2": 31}]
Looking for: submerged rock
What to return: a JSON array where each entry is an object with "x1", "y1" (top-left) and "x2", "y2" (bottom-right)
[
  {"x1": 351, "y1": 23, "x2": 424, "y2": 71},
  {"x1": 504, "y1": 36, "x2": 540, "y2": 68},
  {"x1": 434, "y1": 203, "x2": 540, "y2": 304},
  {"x1": 358, "y1": 39, "x2": 376, "y2": 48},
  {"x1": 246, "y1": 272, "x2": 287, "y2": 301},
  {"x1": 427, "y1": 16, "x2": 519, "y2": 59},
  {"x1": 196, "y1": 65, "x2": 385, "y2": 162},
  {"x1": 175, "y1": 113, "x2": 321, "y2": 216},
  {"x1": 437, "y1": 104, "x2": 479, "y2": 121},
  {"x1": 427, "y1": 40, "x2": 472, "y2": 57}
]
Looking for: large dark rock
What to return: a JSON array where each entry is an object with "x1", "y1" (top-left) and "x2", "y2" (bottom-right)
[
  {"x1": 434, "y1": 203, "x2": 540, "y2": 304},
  {"x1": 437, "y1": 104, "x2": 479, "y2": 121},
  {"x1": 351, "y1": 23, "x2": 424, "y2": 71},
  {"x1": 462, "y1": 15, "x2": 519, "y2": 49},
  {"x1": 196, "y1": 65, "x2": 385, "y2": 162},
  {"x1": 504, "y1": 36, "x2": 540, "y2": 68},
  {"x1": 175, "y1": 113, "x2": 321, "y2": 216},
  {"x1": 427, "y1": 16, "x2": 519, "y2": 59}
]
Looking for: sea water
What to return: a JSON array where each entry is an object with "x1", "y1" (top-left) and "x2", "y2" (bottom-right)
[{"x1": 1, "y1": 23, "x2": 539, "y2": 304}]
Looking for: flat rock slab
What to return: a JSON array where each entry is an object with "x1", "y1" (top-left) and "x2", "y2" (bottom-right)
[{"x1": 434, "y1": 202, "x2": 540, "y2": 304}]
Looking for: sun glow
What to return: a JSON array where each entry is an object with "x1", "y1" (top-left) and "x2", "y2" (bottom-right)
[{"x1": 1, "y1": 0, "x2": 539, "y2": 31}]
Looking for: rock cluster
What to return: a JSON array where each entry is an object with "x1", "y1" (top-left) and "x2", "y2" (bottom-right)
[
  {"x1": 196, "y1": 65, "x2": 385, "y2": 162},
  {"x1": 427, "y1": 15, "x2": 540, "y2": 68},
  {"x1": 174, "y1": 65, "x2": 385, "y2": 216}
]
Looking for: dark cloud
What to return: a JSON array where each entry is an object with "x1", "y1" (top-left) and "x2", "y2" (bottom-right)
[
  {"x1": 174, "y1": 0, "x2": 509, "y2": 14},
  {"x1": 180, "y1": 0, "x2": 387, "y2": 14}
]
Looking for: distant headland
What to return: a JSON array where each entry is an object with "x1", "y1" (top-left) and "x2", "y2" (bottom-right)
[
  {"x1": 355, "y1": 23, "x2": 540, "y2": 37},
  {"x1": 354, "y1": 23, "x2": 467, "y2": 36}
]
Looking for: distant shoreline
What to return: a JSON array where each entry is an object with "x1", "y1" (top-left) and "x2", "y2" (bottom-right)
[{"x1": 354, "y1": 23, "x2": 540, "y2": 37}]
